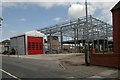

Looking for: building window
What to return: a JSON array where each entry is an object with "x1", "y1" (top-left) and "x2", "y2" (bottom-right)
[
  {"x1": 36, "y1": 42, "x2": 38, "y2": 50},
  {"x1": 39, "y1": 43, "x2": 43, "y2": 50},
  {"x1": 32, "y1": 42, "x2": 34, "y2": 50},
  {"x1": 28, "y1": 42, "x2": 31, "y2": 50}
]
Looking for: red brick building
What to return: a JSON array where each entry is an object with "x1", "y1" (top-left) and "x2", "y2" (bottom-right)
[{"x1": 90, "y1": 1, "x2": 120, "y2": 68}]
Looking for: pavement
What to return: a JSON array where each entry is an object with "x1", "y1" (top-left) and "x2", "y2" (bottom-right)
[
  {"x1": 1, "y1": 53, "x2": 120, "y2": 79},
  {"x1": 2, "y1": 53, "x2": 81, "y2": 60},
  {"x1": 59, "y1": 53, "x2": 119, "y2": 79}
]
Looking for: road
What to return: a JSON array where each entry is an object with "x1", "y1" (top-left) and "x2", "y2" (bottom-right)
[
  {"x1": 1, "y1": 56, "x2": 85, "y2": 80},
  {"x1": 1, "y1": 55, "x2": 119, "y2": 80}
]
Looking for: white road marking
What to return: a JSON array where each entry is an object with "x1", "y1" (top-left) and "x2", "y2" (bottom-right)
[
  {"x1": 67, "y1": 76, "x2": 76, "y2": 78},
  {"x1": 89, "y1": 75, "x2": 104, "y2": 78},
  {"x1": 0, "y1": 69, "x2": 21, "y2": 80}
]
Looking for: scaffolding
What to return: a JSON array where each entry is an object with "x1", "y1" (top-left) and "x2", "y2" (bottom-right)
[{"x1": 37, "y1": 15, "x2": 113, "y2": 54}]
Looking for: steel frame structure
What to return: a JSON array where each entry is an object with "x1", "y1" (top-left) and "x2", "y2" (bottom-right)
[{"x1": 37, "y1": 15, "x2": 113, "y2": 53}]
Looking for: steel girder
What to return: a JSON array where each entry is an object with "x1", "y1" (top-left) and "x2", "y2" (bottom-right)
[{"x1": 37, "y1": 15, "x2": 112, "y2": 41}]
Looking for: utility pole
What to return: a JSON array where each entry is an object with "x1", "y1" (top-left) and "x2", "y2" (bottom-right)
[
  {"x1": 0, "y1": 18, "x2": 3, "y2": 26},
  {"x1": 0, "y1": 17, "x2": 3, "y2": 56},
  {"x1": 85, "y1": 0, "x2": 90, "y2": 66},
  {"x1": 0, "y1": 17, "x2": 3, "y2": 41},
  {"x1": 85, "y1": 0, "x2": 88, "y2": 24}
]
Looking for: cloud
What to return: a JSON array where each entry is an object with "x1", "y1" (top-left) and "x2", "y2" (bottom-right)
[
  {"x1": 36, "y1": 3, "x2": 55, "y2": 9},
  {"x1": 1, "y1": 0, "x2": 72, "y2": 10},
  {"x1": 89, "y1": 2, "x2": 117, "y2": 24},
  {"x1": 2, "y1": 2, "x2": 29, "y2": 10},
  {"x1": 68, "y1": 4, "x2": 85, "y2": 19},
  {"x1": 53, "y1": 17, "x2": 61, "y2": 22},
  {"x1": 2, "y1": 0, "x2": 77, "y2": 2},
  {"x1": 2, "y1": 0, "x2": 120, "y2": 2},
  {"x1": 3, "y1": 0, "x2": 118, "y2": 10},
  {"x1": 68, "y1": 3, "x2": 99, "y2": 19},
  {"x1": 2, "y1": 3, "x2": 18, "y2": 8},
  {"x1": 2, "y1": 1, "x2": 119, "y2": 25},
  {"x1": 19, "y1": 18, "x2": 26, "y2": 22},
  {"x1": 2, "y1": 2, "x2": 69, "y2": 10},
  {"x1": 68, "y1": 2, "x2": 117, "y2": 24},
  {"x1": 34, "y1": 2, "x2": 68, "y2": 9}
]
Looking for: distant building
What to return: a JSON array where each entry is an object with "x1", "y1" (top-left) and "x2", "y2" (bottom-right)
[
  {"x1": 10, "y1": 30, "x2": 45, "y2": 55},
  {"x1": 47, "y1": 36, "x2": 59, "y2": 53},
  {"x1": 0, "y1": 40, "x2": 10, "y2": 53}
]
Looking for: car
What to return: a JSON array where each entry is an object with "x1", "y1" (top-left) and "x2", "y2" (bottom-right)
[{"x1": 2, "y1": 51, "x2": 9, "y2": 55}]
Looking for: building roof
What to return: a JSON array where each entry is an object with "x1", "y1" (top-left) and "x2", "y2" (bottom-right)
[
  {"x1": 2, "y1": 40, "x2": 10, "y2": 43},
  {"x1": 0, "y1": 40, "x2": 10, "y2": 45},
  {"x1": 10, "y1": 30, "x2": 45, "y2": 39},
  {"x1": 111, "y1": 1, "x2": 120, "y2": 11},
  {"x1": 25, "y1": 30, "x2": 44, "y2": 37}
]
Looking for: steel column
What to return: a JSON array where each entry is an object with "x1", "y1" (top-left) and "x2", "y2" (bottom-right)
[{"x1": 60, "y1": 28, "x2": 63, "y2": 51}]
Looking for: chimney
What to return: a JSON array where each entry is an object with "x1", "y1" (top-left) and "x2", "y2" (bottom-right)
[{"x1": 111, "y1": 1, "x2": 120, "y2": 54}]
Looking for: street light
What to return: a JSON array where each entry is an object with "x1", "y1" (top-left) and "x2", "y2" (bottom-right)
[
  {"x1": 85, "y1": 0, "x2": 90, "y2": 66},
  {"x1": 0, "y1": 17, "x2": 3, "y2": 27},
  {"x1": 0, "y1": 17, "x2": 3, "y2": 36},
  {"x1": 85, "y1": 0, "x2": 88, "y2": 23},
  {"x1": 0, "y1": 17, "x2": 3, "y2": 55}
]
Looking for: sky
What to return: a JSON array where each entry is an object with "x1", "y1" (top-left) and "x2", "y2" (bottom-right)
[{"x1": 0, "y1": 0, "x2": 119, "y2": 41}]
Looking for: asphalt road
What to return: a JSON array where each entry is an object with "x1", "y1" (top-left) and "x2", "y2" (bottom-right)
[
  {"x1": 2, "y1": 55, "x2": 119, "y2": 80},
  {"x1": 2, "y1": 56, "x2": 85, "y2": 80}
]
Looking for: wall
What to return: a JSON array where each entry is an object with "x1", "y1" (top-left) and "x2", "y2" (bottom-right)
[
  {"x1": 90, "y1": 53, "x2": 120, "y2": 68},
  {"x1": 90, "y1": 2, "x2": 120, "y2": 69},
  {"x1": 47, "y1": 36, "x2": 59, "y2": 53},
  {"x1": 10, "y1": 35, "x2": 25, "y2": 55}
]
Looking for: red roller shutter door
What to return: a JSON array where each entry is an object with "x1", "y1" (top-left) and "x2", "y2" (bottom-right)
[{"x1": 27, "y1": 36, "x2": 43, "y2": 55}]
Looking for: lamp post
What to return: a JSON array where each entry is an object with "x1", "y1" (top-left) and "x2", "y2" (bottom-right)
[
  {"x1": 0, "y1": 17, "x2": 3, "y2": 56},
  {"x1": 0, "y1": 17, "x2": 3, "y2": 40},
  {"x1": 85, "y1": 0, "x2": 90, "y2": 66},
  {"x1": 0, "y1": 17, "x2": 3, "y2": 27},
  {"x1": 85, "y1": 0, "x2": 88, "y2": 24}
]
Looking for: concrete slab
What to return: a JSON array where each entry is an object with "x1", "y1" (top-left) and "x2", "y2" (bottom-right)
[{"x1": 99, "y1": 70, "x2": 118, "y2": 76}]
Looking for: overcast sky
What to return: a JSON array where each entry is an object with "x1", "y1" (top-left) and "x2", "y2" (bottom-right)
[{"x1": 1, "y1": 0, "x2": 119, "y2": 40}]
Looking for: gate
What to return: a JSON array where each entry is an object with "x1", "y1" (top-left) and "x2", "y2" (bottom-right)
[{"x1": 28, "y1": 36, "x2": 43, "y2": 54}]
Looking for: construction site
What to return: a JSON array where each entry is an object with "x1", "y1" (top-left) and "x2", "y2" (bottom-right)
[
  {"x1": 38, "y1": 15, "x2": 113, "y2": 54},
  {"x1": 0, "y1": 0, "x2": 120, "y2": 71},
  {"x1": 0, "y1": 1, "x2": 120, "y2": 79}
]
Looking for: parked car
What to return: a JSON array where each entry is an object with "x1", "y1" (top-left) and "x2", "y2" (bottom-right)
[
  {"x1": 2, "y1": 51, "x2": 9, "y2": 55},
  {"x1": 9, "y1": 48, "x2": 16, "y2": 55}
]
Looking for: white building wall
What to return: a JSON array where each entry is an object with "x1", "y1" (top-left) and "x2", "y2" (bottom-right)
[
  {"x1": 0, "y1": 45, "x2": 4, "y2": 53},
  {"x1": 10, "y1": 38, "x2": 17, "y2": 51},
  {"x1": 10, "y1": 36, "x2": 25, "y2": 55},
  {"x1": 10, "y1": 30, "x2": 45, "y2": 55},
  {"x1": 17, "y1": 36, "x2": 25, "y2": 55}
]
